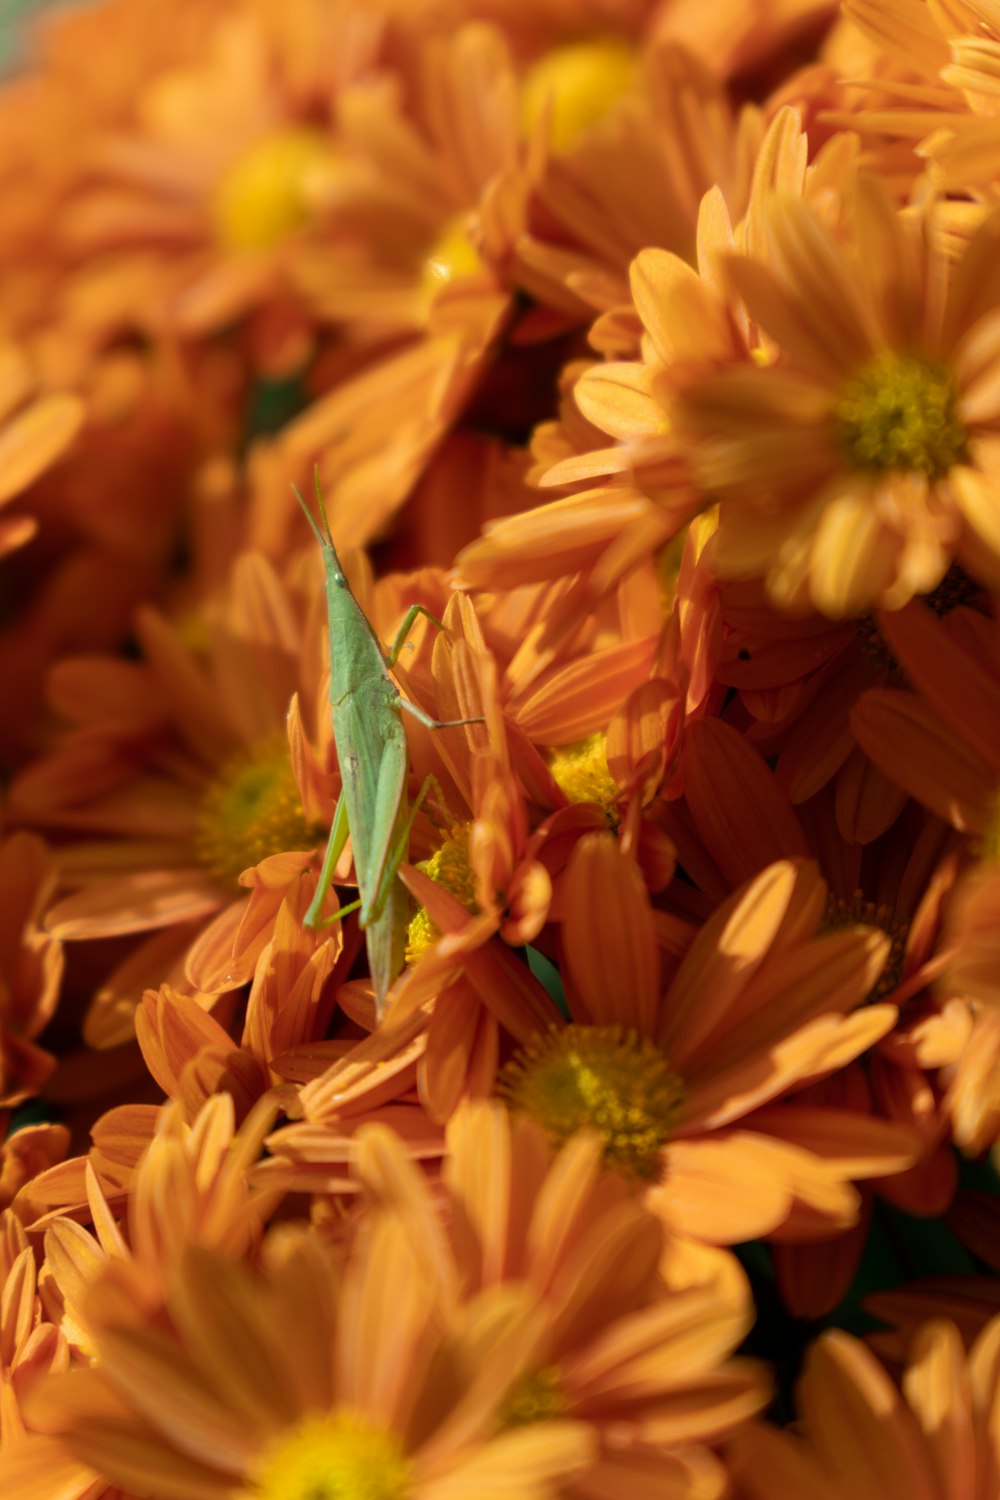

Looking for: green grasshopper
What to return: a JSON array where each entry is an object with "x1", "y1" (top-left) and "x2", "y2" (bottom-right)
[{"x1": 295, "y1": 479, "x2": 480, "y2": 1017}]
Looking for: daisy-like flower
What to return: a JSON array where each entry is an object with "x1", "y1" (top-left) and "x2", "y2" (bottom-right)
[
  {"x1": 0, "y1": 0, "x2": 227, "y2": 341},
  {"x1": 8, "y1": 548, "x2": 331, "y2": 1046},
  {"x1": 52, "y1": 3, "x2": 386, "y2": 372},
  {"x1": 269, "y1": 19, "x2": 527, "y2": 550},
  {"x1": 727, "y1": 1313, "x2": 1000, "y2": 1500},
  {"x1": 457, "y1": 105, "x2": 840, "y2": 615},
  {"x1": 671, "y1": 179, "x2": 1000, "y2": 614},
  {"x1": 502, "y1": 838, "x2": 921, "y2": 1245},
  {"x1": 667, "y1": 714, "x2": 973, "y2": 1232},
  {"x1": 352, "y1": 1103, "x2": 771, "y2": 1498},
  {"x1": 3, "y1": 1197, "x2": 593, "y2": 1500},
  {"x1": 511, "y1": 41, "x2": 751, "y2": 327}
]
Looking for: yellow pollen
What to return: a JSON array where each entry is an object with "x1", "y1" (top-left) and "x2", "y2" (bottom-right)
[
  {"x1": 249, "y1": 1412, "x2": 411, "y2": 1500},
  {"x1": 549, "y1": 734, "x2": 618, "y2": 819},
  {"x1": 213, "y1": 127, "x2": 331, "y2": 253},
  {"x1": 820, "y1": 890, "x2": 909, "y2": 1001},
  {"x1": 405, "y1": 824, "x2": 478, "y2": 961},
  {"x1": 834, "y1": 353, "x2": 967, "y2": 479},
  {"x1": 520, "y1": 38, "x2": 638, "y2": 153},
  {"x1": 498, "y1": 1024, "x2": 683, "y2": 1181},
  {"x1": 498, "y1": 1367, "x2": 567, "y2": 1429},
  {"x1": 195, "y1": 737, "x2": 317, "y2": 891},
  {"x1": 419, "y1": 215, "x2": 483, "y2": 316}
]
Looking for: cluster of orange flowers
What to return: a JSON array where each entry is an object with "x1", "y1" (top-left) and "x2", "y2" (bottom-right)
[{"x1": 0, "y1": 0, "x2": 999, "y2": 1495}]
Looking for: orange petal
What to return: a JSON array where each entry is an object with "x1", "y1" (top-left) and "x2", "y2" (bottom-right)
[
  {"x1": 0, "y1": 395, "x2": 83, "y2": 505},
  {"x1": 851, "y1": 690, "x2": 993, "y2": 832},
  {"x1": 650, "y1": 1134, "x2": 795, "y2": 1242},
  {"x1": 681, "y1": 717, "x2": 809, "y2": 888},
  {"x1": 573, "y1": 361, "x2": 667, "y2": 440},
  {"x1": 559, "y1": 832, "x2": 660, "y2": 1036},
  {"x1": 46, "y1": 871, "x2": 222, "y2": 940},
  {"x1": 800, "y1": 1331, "x2": 939, "y2": 1500}
]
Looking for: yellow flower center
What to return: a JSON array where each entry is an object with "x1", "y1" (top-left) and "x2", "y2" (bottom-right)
[
  {"x1": 498, "y1": 1024, "x2": 683, "y2": 1181},
  {"x1": 498, "y1": 1367, "x2": 568, "y2": 1429},
  {"x1": 419, "y1": 214, "x2": 484, "y2": 315},
  {"x1": 834, "y1": 353, "x2": 967, "y2": 479},
  {"x1": 213, "y1": 127, "x2": 331, "y2": 253},
  {"x1": 820, "y1": 891, "x2": 909, "y2": 1001},
  {"x1": 520, "y1": 38, "x2": 638, "y2": 152},
  {"x1": 405, "y1": 824, "x2": 478, "y2": 960},
  {"x1": 195, "y1": 738, "x2": 316, "y2": 891},
  {"x1": 549, "y1": 734, "x2": 618, "y2": 818},
  {"x1": 249, "y1": 1413, "x2": 411, "y2": 1500}
]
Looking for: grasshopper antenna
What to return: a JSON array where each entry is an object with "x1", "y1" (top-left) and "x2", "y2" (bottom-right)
[
  {"x1": 312, "y1": 464, "x2": 335, "y2": 548},
  {"x1": 292, "y1": 481, "x2": 328, "y2": 551}
]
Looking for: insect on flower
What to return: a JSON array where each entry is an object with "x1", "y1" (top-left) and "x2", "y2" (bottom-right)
[{"x1": 294, "y1": 477, "x2": 483, "y2": 1017}]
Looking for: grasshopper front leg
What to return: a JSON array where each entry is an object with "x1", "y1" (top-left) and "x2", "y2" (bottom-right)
[{"x1": 304, "y1": 793, "x2": 352, "y2": 929}]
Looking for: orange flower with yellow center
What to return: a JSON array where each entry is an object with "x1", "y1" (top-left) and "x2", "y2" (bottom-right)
[
  {"x1": 1, "y1": 1203, "x2": 593, "y2": 1500},
  {"x1": 499, "y1": 837, "x2": 921, "y2": 1244},
  {"x1": 8, "y1": 550, "x2": 332, "y2": 1046},
  {"x1": 54, "y1": 5, "x2": 373, "y2": 366},
  {"x1": 670, "y1": 181, "x2": 1000, "y2": 615},
  {"x1": 350, "y1": 1104, "x2": 770, "y2": 1495}
]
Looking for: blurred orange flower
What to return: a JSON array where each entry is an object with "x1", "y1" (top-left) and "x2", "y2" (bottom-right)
[
  {"x1": 728, "y1": 1313, "x2": 1000, "y2": 1500},
  {"x1": 4, "y1": 1201, "x2": 593, "y2": 1499},
  {"x1": 0, "y1": 834, "x2": 63, "y2": 1109},
  {"x1": 357, "y1": 1103, "x2": 771, "y2": 1496}
]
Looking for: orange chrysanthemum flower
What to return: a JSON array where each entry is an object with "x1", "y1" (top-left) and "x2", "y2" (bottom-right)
[
  {"x1": 3, "y1": 1201, "x2": 593, "y2": 1500},
  {"x1": 502, "y1": 839, "x2": 920, "y2": 1245},
  {"x1": 464, "y1": 107, "x2": 848, "y2": 614},
  {"x1": 9, "y1": 549, "x2": 332, "y2": 1045},
  {"x1": 671, "y1": 182, "x2": 1000, "y2": 614},
  {"x1": 52, "y1": 3, "x2": 385, "y2": 371},
  {"x1": 354, "y1": 1103, "x2": 771, "y2": 1495},
  {"x1": 728, "y1": 1313, "x2": 1000, "y2": 1500}
]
